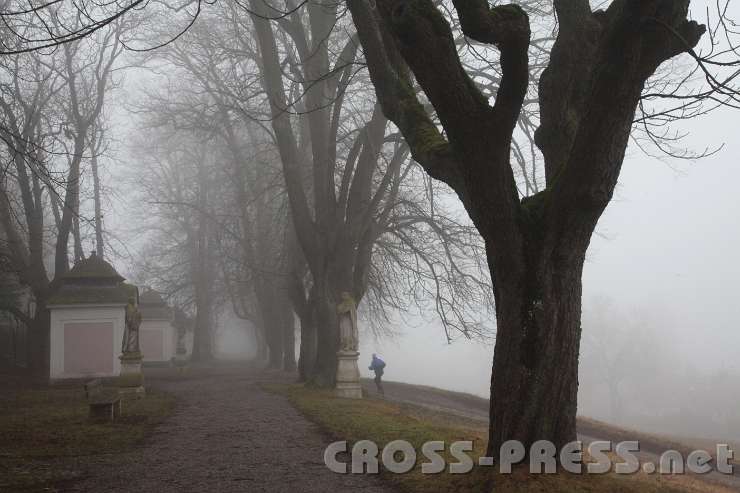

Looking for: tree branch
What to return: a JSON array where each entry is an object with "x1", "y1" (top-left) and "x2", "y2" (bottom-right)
[{"x1": 347, "y1": 0, "x2": 463, "y2": 193}]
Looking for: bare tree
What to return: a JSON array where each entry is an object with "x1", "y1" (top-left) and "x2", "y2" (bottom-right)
[
  {"x1": 135, "y1": 4, "x2": 491, "y2": 383},
  {"x1": 0, "y1": 19, "x2": 124, "y2": 372},
  {"x1": 346, "y1": 0, "x2": 740, "y2": 456},
  {"x1": 247, "y1": 0, "x2": 494, "y2": 385}
]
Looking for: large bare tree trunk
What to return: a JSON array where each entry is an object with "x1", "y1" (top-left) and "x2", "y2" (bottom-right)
[
  {"x1": 308, "y1": 278, "x2": 342, "y2": 386},
  {"x1": 255, "y1": 281, "x2": 284, "y2": 369},
  {"x1": 252, "y1": 321, "x2": 269, "y2": 365},
  {"x1": 190, "y1": 279, "x2": 213, "y2": 363},
  {"x1": 190, "y1": 156, "x2": 214, "y2": 363},
  {"x1": 487, "y1": 232, "x2": 585, "y2": 455},
  {"x1": 266, "y1": 317, "x2": 283, "y2": 370}
]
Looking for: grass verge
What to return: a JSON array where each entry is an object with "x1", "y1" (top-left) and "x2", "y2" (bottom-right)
[
  {"x1": 0, "y1": 380, "x2": 175, "y2": 492},
  {"x1": 264, "y1": 383, "x2": 726, "y2": 493}
]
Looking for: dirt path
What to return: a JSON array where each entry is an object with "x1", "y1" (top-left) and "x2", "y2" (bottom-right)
[
  {"x1": 62, "y1": 369, "x2": 394, "y2": 493},
  {"x1": 362, "y1": 379, "x2": 740, "y2": 491}
]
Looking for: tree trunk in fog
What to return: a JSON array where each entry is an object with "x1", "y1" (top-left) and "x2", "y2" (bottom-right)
[
  {"x1": 191, "y1": 280, "x2": 213, "y2": 363},
  {"x1": 309, "y1": 280, "x2": 342, "y2": 386},
  {"x1": 608, "y1": 379, "x2": 623, "y2": 424},
  {"x1": 90, "y1": 134, "x2": 105, "y2": 258},
  {"x1": 0, "y1": 143, "x2": 57, "y2": 376},
  {"x1": 253, "y1": 321, "x2": 269, "y2": 365},
  {"x1": 257, "y1": 282, "x2": 283, "y2": 369},
  {"x1": 26, "y1": 304, "x2": 50, "y2": 376},
  {"x1": 289, "y1": 266, "x2": 317, "y2": 382},
  {"x1": 72, "y1": 213, "x2": 83, "y2": 262},
  {"x1": 266, "y1": 320, "x2": 283, "y2": 369},
  {"x1": 282, "y1": 310, "x2": 296, "y2": 372},
  {"x1": 190, "y1": 156, "x2": 214, "y2": 363},
  {"x1": 297, "y1": 313, "x2": 316, "y2": 381},
  {"x1": 54, "y1": 136, "x2": 84, "y2": 277}
]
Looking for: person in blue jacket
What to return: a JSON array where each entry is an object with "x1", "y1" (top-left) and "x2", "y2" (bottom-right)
[{"x1": 369, "y1": 354, "x2": 386, "y2": 396}]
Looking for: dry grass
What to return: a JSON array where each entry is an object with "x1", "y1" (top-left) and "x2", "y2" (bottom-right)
[
  {"x1": 0, "y1": 379, "x2": 175, "y2": 491},
  {"x1": 265, "y1": 383, "x2": 733, "y2": 493}
]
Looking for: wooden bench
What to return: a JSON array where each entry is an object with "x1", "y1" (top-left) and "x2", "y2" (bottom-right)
[{"x1": 84, "y1": 379, "x2": 122, "y2": 421}]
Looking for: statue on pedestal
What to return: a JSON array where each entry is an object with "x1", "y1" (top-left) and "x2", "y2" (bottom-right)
[
  {"x1": 119, "y1": 296, "x2": 145, "y2": 397},
  {"x1": 335, "y1": 291, "x2": 362, "y2": 399},
  {"x1": 172, "y1": 307, "x2": 189, "y2": 369},
  {"x1": 337, "y1": 292, "x2": 359, "y2": 352},
  {"x1": 122, "y1": 296, "x2": 142, "y2": 354}
]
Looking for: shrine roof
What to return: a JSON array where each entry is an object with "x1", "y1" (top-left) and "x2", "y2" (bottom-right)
[
  {"x1": 62, "y1": 253, "x2": 125, "y2": 283},
  {"x1": 48, "y1": 282, "x2": 138, "y2": 306}
]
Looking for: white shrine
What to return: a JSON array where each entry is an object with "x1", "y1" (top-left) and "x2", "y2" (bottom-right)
[
  {"x1": 47, "y1": 253, "x2": 138, "y2": 380},
  {"x1": 138, "y1": 290, "x2": 176, "y2": 364}
]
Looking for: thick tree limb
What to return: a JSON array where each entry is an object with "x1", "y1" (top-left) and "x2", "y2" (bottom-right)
[
  {"x1": 249, "y1": 0, "x2": 321, "y2": 269},
  {"x1": 347, "y1": 0, "x2": 463, "y2": 193},
  {"x1": 546, "y1": 0, "x2": 707, "y2": 245}
]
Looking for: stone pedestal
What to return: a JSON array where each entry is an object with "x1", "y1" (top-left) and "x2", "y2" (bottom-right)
[
  {"x1": 118, "y1": 352, "x2": 145, "y2": 397},
  {"x1": 335, "y1": 350, "x2": 362, "y2": 399},
  {"x1": 174, "y1": 355, "x2": 189, "y2": 375}
]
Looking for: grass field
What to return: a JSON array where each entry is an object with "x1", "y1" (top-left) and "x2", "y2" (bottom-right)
[
  {"x1": 0, "y1": 378, "x2": 175, "y2": 492},
  {"x1": 265, "y1": 383, "x2": 732, "y2": 493}
]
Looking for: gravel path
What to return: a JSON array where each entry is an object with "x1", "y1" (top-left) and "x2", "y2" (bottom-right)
[{"x1": 64, "y1": 369, "x2": 395, "y2": 493}]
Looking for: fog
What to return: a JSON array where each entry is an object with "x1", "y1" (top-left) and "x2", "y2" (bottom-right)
[
  {"x1": 109, "y1": 19, "x2": 739, "y2": 446},
  {"x1": 3, "y1": 0, "x2": 738, "y2": 461}
]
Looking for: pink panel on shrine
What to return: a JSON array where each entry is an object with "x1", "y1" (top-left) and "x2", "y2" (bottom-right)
[
  {"x1": 141, "y1": 329, "x2": 163, "y2": 360},
  {"x1": 63, "y1": 322, "x2": 114, "y2": 375}
]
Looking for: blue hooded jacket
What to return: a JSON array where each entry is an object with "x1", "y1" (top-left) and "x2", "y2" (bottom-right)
[{"x1": 369, "y1": 355, "x2": 386, "y2": 374}]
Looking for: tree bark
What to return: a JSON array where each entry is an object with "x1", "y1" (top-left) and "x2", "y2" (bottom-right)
[
  {"x1": 282, "y1": 309, "x2": 296, "y2": 372},
  {"x1": 190, "y1": 156, "x2": 214, "y2": 363},
  {"x1": 253, "y1": 321, "x2": 269, "y2": 366},
  {"x1": 72, "y1": 213, "x2": 84, "y2": 262},
  {"x1": 297, "y1": 311, "x2": 316, "y2": 381},
  {"x1": 487, "y1": 224, "x2": 586, "y2": 455},
  {"x1": 26, "y1": 304, "x2": 50, "y2": 377},
  {"x1": 310, "y1": 284, "x2": 339, "y2": 387},
  {"x1": 91, "y1": 138, "x2": 105, "y2": 258},
  {"x1": 265, "y1": 309, "x2": 284, "y2": 370}
]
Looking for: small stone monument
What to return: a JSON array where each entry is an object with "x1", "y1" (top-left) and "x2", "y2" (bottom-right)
[
  {"x1": 119, "y1": 296, "x2": 145, "y2": 397},
  {"x1": 335, "y1": 292, "x2": 362, "y2": 399},
  {"x1": 172, "y1": 307, "x2": 190, "y2": 372},
  {"x1": 139, "y1": 290, "x2": 176, "y2": 364}
]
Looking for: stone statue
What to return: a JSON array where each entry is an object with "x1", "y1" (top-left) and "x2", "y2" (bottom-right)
[
  {"x1": 335, "y1": 292, "x2": 362, "y2": 398},
  {"x1": 337, "y1": 292, "x2": 359, "y2": 352},
  {"x1": 122, "y1": 296, "x2": 142, "y2": 353},
  {"x1": 173, "y1": 307, "x2": 188, "y2": 356}
]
